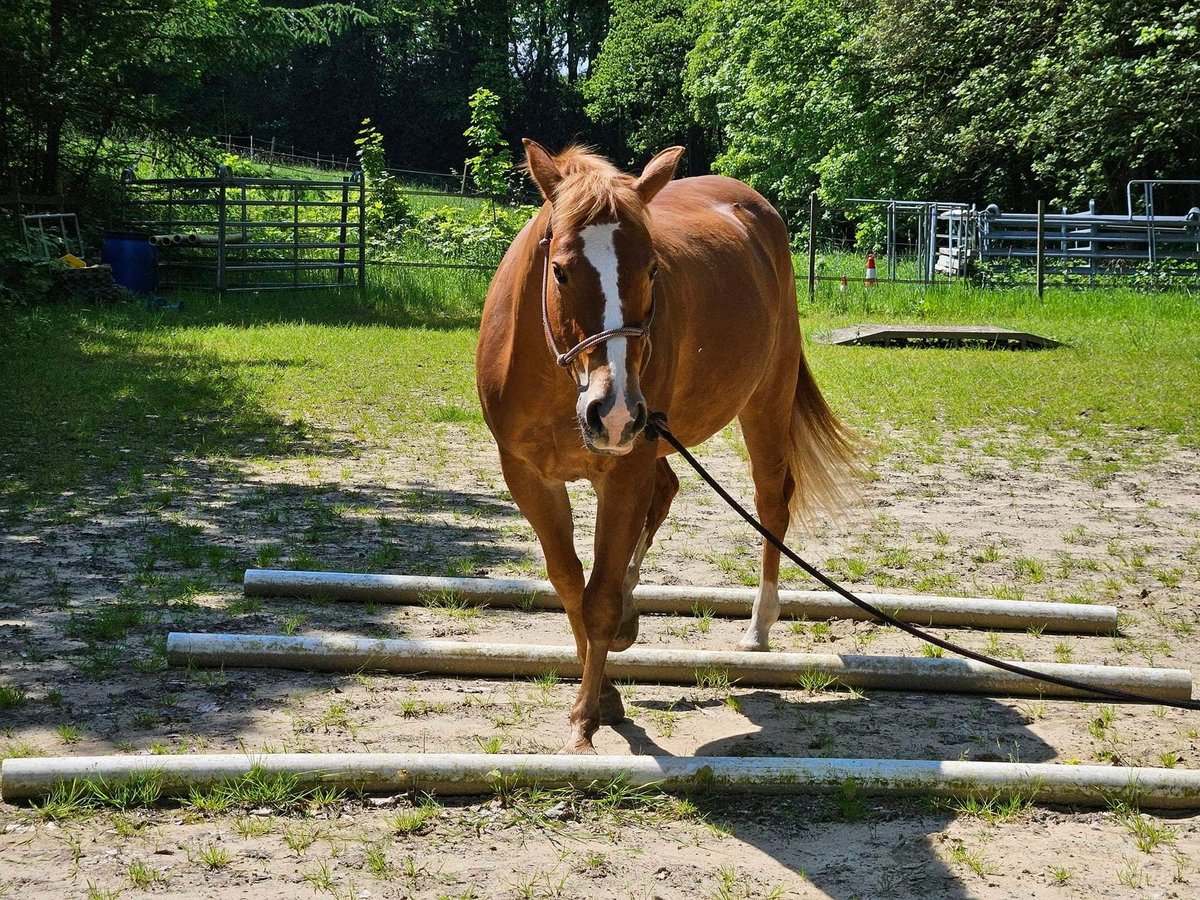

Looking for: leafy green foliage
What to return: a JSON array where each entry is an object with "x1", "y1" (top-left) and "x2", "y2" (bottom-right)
[
  {"x1": 0, "y1": 230, "x2": 52, "y2": 309},
  {"x1": 403, "y1": 204, "x2": 537, "y2": 265},
  {"x1": 585, "y1": 0, "x2": 713, "y2": 158},
  {"x1": 357, "y1": 119, "x2": 411, "y2": 233},
  {"x1": 465, "y1": 88, "x2": 513, "y2": 197},
  {"x1": 685, "y1": 0, "x2": 1200, "y2": 209},
  {"x1": 1, "y1": 0, "x2": 370, "y2": 195}
]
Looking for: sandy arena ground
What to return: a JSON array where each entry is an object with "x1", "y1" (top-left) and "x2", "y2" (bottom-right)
[{"x1": 2, "y1": 421, "x2": 1200, "y2": 898}]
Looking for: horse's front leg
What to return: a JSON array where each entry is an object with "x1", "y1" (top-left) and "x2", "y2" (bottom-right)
[{"x1": 566, "y1": 457, "x2": 656, "y2": 753}]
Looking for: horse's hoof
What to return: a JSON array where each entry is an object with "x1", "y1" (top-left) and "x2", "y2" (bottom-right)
[
  {"x1": 558, "y1": 738, "x2": 598, "y2": 755},
  {"x1": 736, "y1": 637, "x2": 769, "y2": 652}
]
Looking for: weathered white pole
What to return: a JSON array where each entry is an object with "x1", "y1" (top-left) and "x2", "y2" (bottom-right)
[
  {"x1": 165, "y1": 632, "x2": 1192, "y2": 700},
  {"x1": 242, "y1": 570, "x2": 1118, "y2": 635},
  {"x1": 4, "y1": 754, "x2": 1200, "y2": 808}
]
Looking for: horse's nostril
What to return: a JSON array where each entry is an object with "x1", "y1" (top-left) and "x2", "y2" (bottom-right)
[
  {"x1": 585, "y1": 399, "x2": 604, "y2": 435},
  {"x1": 631, "y1": 401, "x2": 648, "y2": 434}
]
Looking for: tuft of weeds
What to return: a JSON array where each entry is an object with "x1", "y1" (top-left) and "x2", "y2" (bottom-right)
[
  {"x1": 303, "y1": 859, "x2": 335, "y2": 891},
  {"x1": 0, "y1": 685, "x2": 29, "y2": 709},
  {"x1": 196, "y1": 844, "x2": 231, "y2": 870},
  {"x1": 388, "y1": 797, "x2": 441, "y2": 835},
  {"x1": 364, "y1": 840, "x2": 391, "y2": 878},
  {"x1": 283, "y1": 823, "x2": 320, "y2": 855},
  {"x1": 695, "y1": 668, "x2": 732, "y2": 691},
  {"x1": 947, "y1": 839, "x2": 995, "y2": 877},
  {"x1": 834, "y1": 778, "x2": 869, "y2": 822},
  {"x1": 33, "y1": 771, "x2": 164, "y2": 820},
  {"x1": 186, "y1": 765, "x2": 344, "y2": 815},
  {"x1": 797, "y1": 667, "x2": 840, "y2": 694},
  {"x1": 232, "y1": 816, "x2": 273, "y2": 837},
  {"x1": 422, "y1": 590, "x2": 482, "y2": 619},
  {"x1": 126, "y1": 859, "x2": 165, "y2": 889},
  {"x1": 947, "y1": 787, "x2": 1036, "y2": 824},
  {"x1": 1111, "y1": 801, "x2": 1178, "y2": 853},
  {"x1": 55, "y1": 724, "x2": 84, "y2": 745}
]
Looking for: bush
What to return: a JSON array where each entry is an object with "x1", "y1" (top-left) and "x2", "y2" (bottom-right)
[
  {"x1": 0, "y1": 231, "x2": 52, "y2": 309},
  {"x1": 403, "y1": 203, "x2": 535, "y2": 265}
]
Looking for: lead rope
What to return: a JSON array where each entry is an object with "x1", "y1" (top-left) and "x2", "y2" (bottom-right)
[{"x1": 643, "y1": 412, "x2": 1200, "y2": 711}]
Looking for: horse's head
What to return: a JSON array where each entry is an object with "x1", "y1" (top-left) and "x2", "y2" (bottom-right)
[{"x1": 523, "y1": 140, "x2": 684, "y2": 455}]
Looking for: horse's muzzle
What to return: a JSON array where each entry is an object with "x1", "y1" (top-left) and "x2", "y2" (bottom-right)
[{"x1": 580, "y1": 395, "x2": 648, "y2": 454}]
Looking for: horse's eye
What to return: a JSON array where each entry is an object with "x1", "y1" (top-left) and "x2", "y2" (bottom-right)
[
  {"x1": 648, "y1": 263, "x2": 659, "y2": 282},
  {"x1": 552, "y1": 263, "x2": 567, "y2": 284}
]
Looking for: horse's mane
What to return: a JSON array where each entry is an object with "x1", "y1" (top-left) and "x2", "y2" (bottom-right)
[{"x1": 546, "y1": 146, "x2": 648, "y2": 233}]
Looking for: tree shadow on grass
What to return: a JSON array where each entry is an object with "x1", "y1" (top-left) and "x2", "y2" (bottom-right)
[
  {"x1": 0, "y1": 310, "x2": 327, "y2": 512},
  {"x1": 0, "y1": 468, "x2": 534, "y2": 760}
]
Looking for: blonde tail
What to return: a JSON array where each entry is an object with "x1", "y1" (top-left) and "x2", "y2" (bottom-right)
[{"x1": 787, "y1": 352, "x2": 864, "y2": 529}]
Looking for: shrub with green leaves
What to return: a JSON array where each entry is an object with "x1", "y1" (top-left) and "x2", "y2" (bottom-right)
[
  {"x1": 403, "y1": 203, "x2": 535, "y2": 265},
  {"x1": 356, "y1": 118, "x2": 411, "y2": 234},
  {"x1": 464, "y1": 88, "x2": 512, "y2": 198}
]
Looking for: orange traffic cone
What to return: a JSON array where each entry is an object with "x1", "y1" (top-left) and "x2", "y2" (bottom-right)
[{"x1": 865, "y1": 252, "x2": 877, "y2": 286}]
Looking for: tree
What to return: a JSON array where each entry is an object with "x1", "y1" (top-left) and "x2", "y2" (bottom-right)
[
  {"x1": 686, "y1": 0, "x2": 883, "y2": 206},
  {"x1": 585, "y1": 0, "x2": 714, "y2": 167},
  {"x1": 0, "y1": 0, "x2": 368, "y2": 194}
]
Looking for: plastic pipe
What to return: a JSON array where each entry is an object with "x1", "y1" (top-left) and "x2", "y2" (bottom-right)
[
  {"x1": 4, "y1": 753, "x2": 1199, "y2": 808},
  {"x1": 242, "y1": 570, "x2": 1118, "y2": 635},
  {"x1": 165, "y1": 632, "x2": 1192, "y2": 700}
]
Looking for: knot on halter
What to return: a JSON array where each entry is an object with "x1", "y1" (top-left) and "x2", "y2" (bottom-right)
[{"x1": 643, "y1": 410, "x2": 670, "y2": 441}]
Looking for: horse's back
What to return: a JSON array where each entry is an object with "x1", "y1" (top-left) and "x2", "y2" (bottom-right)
[
  {"x1": 652, "y1": 175, "x2": 792, "y2": 276},
  {"x1": 645, "y1": 176, "x2": 801, "y2": 442}
]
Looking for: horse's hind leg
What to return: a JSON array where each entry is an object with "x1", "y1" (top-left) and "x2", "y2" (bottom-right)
[
  {"x1": 736, "y1": 391, "x2": 797, "y2": 651},
  {"x1": 613, "y1": 457, "x2": 679, "y2": 652}
]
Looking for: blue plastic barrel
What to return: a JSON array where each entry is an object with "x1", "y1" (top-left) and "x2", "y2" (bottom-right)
[{"x1": 101, "y1": 232, "x2": 158, "y2": 295}]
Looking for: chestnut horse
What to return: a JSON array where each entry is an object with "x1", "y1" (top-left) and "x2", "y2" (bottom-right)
[{"x1": 476, "y1": 141, "x2": 858, "y2": 752}]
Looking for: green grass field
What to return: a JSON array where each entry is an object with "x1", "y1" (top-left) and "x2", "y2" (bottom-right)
[{"x1": 1, "y1": 273, "x2": 1197, "y2": 519}]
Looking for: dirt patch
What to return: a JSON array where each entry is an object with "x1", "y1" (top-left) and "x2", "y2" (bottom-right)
[{"x1": 2, "y1": 422, "x2": 1199, "y2": 898}]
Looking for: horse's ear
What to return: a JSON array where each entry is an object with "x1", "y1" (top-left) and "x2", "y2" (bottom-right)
[
  {"x1": 523, "y1": 139, "x2": 563, "y2": 201},
  {"x1": 635, "y1": 146, "x2": 685, "y2": 204}
]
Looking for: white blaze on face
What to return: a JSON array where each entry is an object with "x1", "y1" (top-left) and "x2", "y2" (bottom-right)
[{"x1": 579, "y1": 222, "x2": 634, "y2": 442}]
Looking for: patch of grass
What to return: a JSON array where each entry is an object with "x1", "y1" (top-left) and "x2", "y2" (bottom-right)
[
  {"x1": 185, "y1": 765, "x2": 344, "y2": 814},
  {"x1": 695, "y1": 668, "x2": 732, "y2": 690},
  {"x1": 364, "y1": 840, "x2": 391, "y2": 878},
  {"x1": 475, "y1": 735, "x2": 504, "y2": 754},
  {"x1": 0, "y1": 685, "x2": 28, "y2": 709},
  {"x1": 196, "y1": 844, "x2": 231, "y2": 870},
  {"x1": 126, "y1": 859, "x2": 165, "y2": 889},
  {"x1": 422, "y1": 590, "x2": 483, "y2": 619},
  {"x1": 947, "y1": 839, "x2": 995, "y2": 877},
  {"x1": 1111, "y1": 801, "x2": 1178, "y2": 853},
  {"x1": 797, "y1": 667, "x2": 840, "y2": 693},
  {"x1": 303, "y1": 859, "x2": 335, "y2": 891},
  {"x1": 55, "y1": 724, "x2": 84, "y2": 745},
  {"x1": 948, "y1": 787, "x2": 1036, "y2": 824},
  {"x1": 388, "y1": 797, "x2": 441, "y2": 835},
  {"x1": 33, "y1": 771, "x2": 164, "y2": 820}
]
